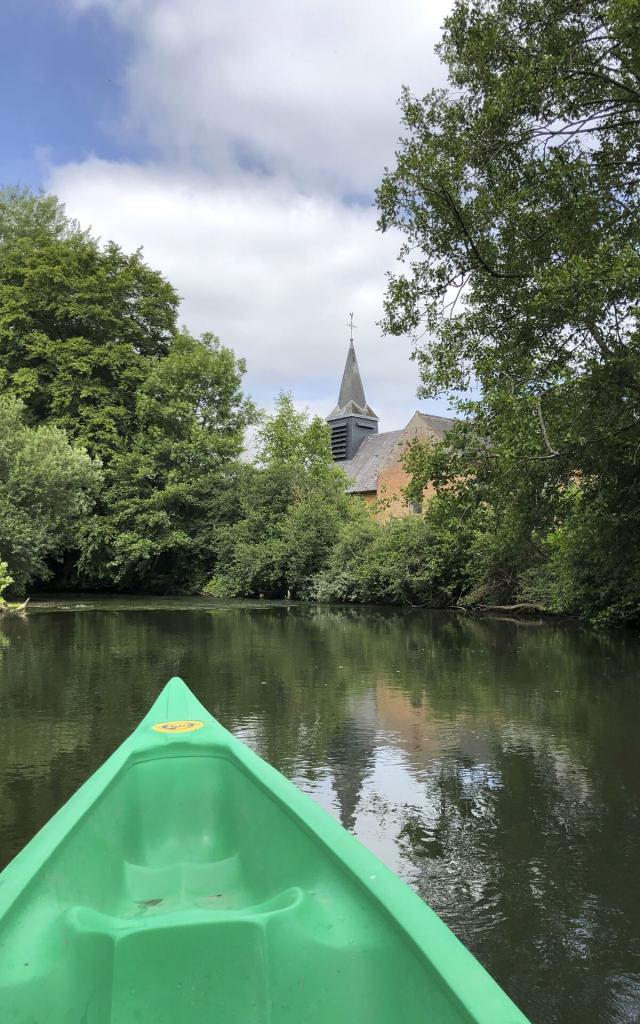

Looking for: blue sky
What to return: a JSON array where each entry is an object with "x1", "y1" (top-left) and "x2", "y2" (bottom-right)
[
  {"x1": 1, "y1": 0, "x2": 134, "y2": 186},
  {"x1": 1, "y1": 0, "x2": 454, "y2": 426}
]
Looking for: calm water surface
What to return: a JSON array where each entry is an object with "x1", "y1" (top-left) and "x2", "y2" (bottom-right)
[{"x1": 0, "y1": 598, "x2": 639, "y2": 1024}]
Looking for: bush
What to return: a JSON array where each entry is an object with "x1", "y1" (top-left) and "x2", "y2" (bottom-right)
[
  {"x1": 519, "y1": 490, "x2": 640, "y2": 626},
  {"x1": 313, "y1": 494, "x2": 473, "y2": 606},
  {"x1": 0, "y1": 395, "x2": 101, "y2": 592},
  {"x1": 0, "y1": 559, "x2": 13, "y2": 602}
]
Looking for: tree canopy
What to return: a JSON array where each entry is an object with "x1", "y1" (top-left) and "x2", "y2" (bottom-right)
[
  {"x1": 0, "y1": 188, "x2": 178, "y2": 461},
  {"x1": 0, "y1": 189, "x2": 255, "y2": 593},
  {"x1": 378, "y1": 0, "x2": 639, "y2": 406},
  {"x1": 0, "y1": 395, "x2": 101, "y2": 592},
  {"x1": 80, "y1": 331, "x2": 256, "y2": 590},
  {"x1": 377, "y1": 0, "x2": 640, "y2": 623},
  {"x1": 206, "y1": 393, "x2": 357, "y2": 599}
]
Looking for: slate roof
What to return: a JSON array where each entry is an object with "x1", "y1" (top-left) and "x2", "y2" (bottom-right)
[
  {"x1": 341, "y1": 412, "x2": 456, "y2": 494},
  {"x1": 342, "y1": 430, "x2": 404, "y2": 493},
  {"x1": 414, "y1": 411, "x2": 456, "y2": 436}
]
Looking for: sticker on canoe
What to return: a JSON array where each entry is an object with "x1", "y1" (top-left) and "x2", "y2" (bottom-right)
[{"x1": 152, "y1": 720, "x2": 204, "y2": 733}]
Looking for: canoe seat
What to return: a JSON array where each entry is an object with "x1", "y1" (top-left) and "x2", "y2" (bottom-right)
[{"x1": 65, "y1": 884, "x2": 304, "y2": 935}]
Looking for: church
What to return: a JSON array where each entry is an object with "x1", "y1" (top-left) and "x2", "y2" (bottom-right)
[{"x1": 326, "y1": 338, "x2": 454, "y2": 518}]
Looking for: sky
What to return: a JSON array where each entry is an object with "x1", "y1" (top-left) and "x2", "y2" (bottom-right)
[{"x1": 1, "y1": 0, "x2": 454, "y2": 428}]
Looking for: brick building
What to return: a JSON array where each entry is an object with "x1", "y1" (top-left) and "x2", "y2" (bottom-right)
[{"x1": 326, "y1": 340, "x2": 454, "y2": 519}]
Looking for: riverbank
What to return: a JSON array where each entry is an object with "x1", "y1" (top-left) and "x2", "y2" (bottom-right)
[{"x1": 21, "y1": 589, "x2": 585, "y2": 632}]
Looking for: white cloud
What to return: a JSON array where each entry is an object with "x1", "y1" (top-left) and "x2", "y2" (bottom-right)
[
  {"x1": 71, "y1": 0, "x2": 451, "y2": 193},
  {"x1": 49, "y1": 159, "x2": 455, "y2": 428},
  {"x1": 51, "y1": 0, "x2": 457, "y2": 428}
]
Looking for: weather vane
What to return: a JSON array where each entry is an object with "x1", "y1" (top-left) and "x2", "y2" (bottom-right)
[{"x1": 347, "y1": 312, "x2": 357, "y2": 343}]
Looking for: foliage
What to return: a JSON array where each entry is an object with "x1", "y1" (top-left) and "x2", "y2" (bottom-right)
[
  {"x1": 400, "y1": 419, "x2": 640, "y2": 623},
  {"x1": 205, "y1": 394, "x2": 358, "y2": 598},
  {"x1": 0, "y1": 189, "x2": 178, "y2": 461},
  {"x1": 0, "y1": 187, "x2": 82, "y2": 248},
  {"x1": 0, "y1": 189, "x2": 258, "y2": 593},
  {"x1": 377, "y1": 0, "x2": 640, "y2": 624},
  {"x1": 519, "y1": 490, "x2": 640, "y2": 626},
  {"x1": 313, "y1": 487, "x2": 481, "y2": 606},
  {"x1": 79, "y1": 332, "x2": 256, "y2": 591},
  {"x1": 402, "y1": 422, "x2": 566, "y2": 605},
  {"x1": 0, "y1": 560, "x2": 13, "y2": 601},
  {"x1": 254, "y1": 391, "x2": 335, "y2": 475},
  {"x1": 0, "y1": 395, "x2": 101, "y2": 593}
]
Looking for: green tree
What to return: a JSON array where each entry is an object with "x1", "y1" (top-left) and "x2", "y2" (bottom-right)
[
  {"x1": 0, "y1": 189, "x2": 178, "y2": 461},
  {"x1": 254, "y1": 391, "x2": 336, "y2": 475},
  {"x1": 0, "y1": 189, "x2": 259, "y2": 594},
  {"x1": 377, "y1": 0, "x2": 640, "y2": 623},
  {"x1": 313, "y1": 495, "x2": 473, "y2": 606},
  {"x1": 0, "y1": 561, "x2": 13, "y2": 602},
  {"x1": 80, "y1": 332, "x2": 256, "y2": 591},
  {"x1": 207, "y1": 393, "x2": 357, "y2": 598},
  {"x1": 0, "y1": 395, "x2": 101, "y2": 593},
  {"x1": 0, "y1": 187, "x2": 82, "y2": 248}
]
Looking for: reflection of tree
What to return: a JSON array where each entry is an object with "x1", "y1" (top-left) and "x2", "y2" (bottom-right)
[
  {"x1": 397, "y1": 745, "x2": 640, "y2": 1024},
  {"x1": 326, "y1": 693, "x2": 377, "y2": 831},
  {"x1": 0, "y1": 621, "x2": 8, "y2": 660}
]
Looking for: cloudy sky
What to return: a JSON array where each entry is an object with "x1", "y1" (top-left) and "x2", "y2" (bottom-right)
[{"x1": 2, "y1": 0, "x2": 453, "y2": 427}]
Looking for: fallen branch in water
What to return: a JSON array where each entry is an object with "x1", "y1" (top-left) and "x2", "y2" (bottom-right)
[
  {"x1": 0, "y1": 597, "x2": 30, "y2": 615},
  {"x1": 477, "y1": 602, "x2": 546, "y2": 614}
]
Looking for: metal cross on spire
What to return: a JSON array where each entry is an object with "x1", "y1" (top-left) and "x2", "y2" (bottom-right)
[{"x1": 347, "y1": 312, "x2": 357, "y2": 344}]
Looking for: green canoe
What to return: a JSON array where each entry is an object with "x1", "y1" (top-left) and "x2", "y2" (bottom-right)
[{"x1": 0, "y1": 677, "x2": 530, "y2": 1023}]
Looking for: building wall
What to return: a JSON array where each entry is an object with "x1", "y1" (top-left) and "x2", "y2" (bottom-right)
[
  {"x1": 348, "y1": 412, "x2": 450, "y2": 520},
  {"x1": 349, "y1": 457, "x2": 434, "y2": 521},
  {"x1": 376, "y1": 460, "x2": 436, "y2": 520},
  {"x1": 374, "y1": 413, "x2": 443, "y2": 520}
]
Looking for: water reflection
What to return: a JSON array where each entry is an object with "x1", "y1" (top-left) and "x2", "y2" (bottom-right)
[{"x1": 0, "y1": 600, "x2": 639, "y2": 1024}]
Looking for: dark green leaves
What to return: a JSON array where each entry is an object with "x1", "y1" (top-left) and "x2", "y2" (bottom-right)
[
  {"x1": 0, "y1": 395, "x2": 101, "y2": 592},
  {"x1": 0, "y1": 189, "x2": 255, "y2": 593},
  {"x1": 377, "y1": 0, "x2": 640, "y2": 623}
]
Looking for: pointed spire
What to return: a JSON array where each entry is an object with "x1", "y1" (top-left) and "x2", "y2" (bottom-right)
[
  {"x1": 328, "y1": 339, "x2": 378, "y2": 421},
  {"x1": 338, "y1": 340, "x2": 367, "y2": 410}
]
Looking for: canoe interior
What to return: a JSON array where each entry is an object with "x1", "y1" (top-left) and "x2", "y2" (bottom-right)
[{"x1": 2, "y1": 750, "x2": 472, "y2": 1024}]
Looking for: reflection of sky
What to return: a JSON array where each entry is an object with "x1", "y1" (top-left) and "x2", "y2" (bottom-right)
[
  {"x1": 238, "y1": 680, "x2": 593, "y2": 895},
  {"x1": 351, "y1": 746, "x2": 430, "y2": 876},
  {"x1": 290, "y1": 745, "x2": 437, "y2": 878},
  {"x1": 291, "y1": 743, "x2": 442, "y2": 880}
]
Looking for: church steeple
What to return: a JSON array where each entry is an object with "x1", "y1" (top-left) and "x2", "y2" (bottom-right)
[
  {"x1": 327, "y1": 316, "x2": 379, "y2": 461},
  {"x1": 329, "y1": 339, "x2": 377, "y2": 419}
]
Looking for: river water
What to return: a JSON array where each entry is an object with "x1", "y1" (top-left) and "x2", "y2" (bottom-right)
[{"x1": 0, "y1": 597, "x2": 638, "y2": 1023}]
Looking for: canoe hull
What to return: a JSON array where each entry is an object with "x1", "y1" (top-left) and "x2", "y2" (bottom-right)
[{"x1": 0, "y1": 677, "x2": 530, "y2": 1023}]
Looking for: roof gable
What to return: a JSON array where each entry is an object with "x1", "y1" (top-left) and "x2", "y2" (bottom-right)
[{"x1": 342, "y1": 411, "x2": 456, "y2": 494}]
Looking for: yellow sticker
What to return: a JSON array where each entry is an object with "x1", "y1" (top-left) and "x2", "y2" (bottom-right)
[{"x1": 152, "y1": 720, "x2": 204, "y2": 733}]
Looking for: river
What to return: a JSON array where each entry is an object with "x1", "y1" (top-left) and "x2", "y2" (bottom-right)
[{"x1": 0, "y1": 597, "x2": 638, "y2": 1023}]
